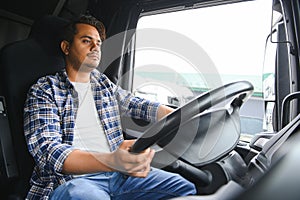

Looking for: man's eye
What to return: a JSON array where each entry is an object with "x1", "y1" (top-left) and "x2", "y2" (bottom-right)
[{"x1": 83, "y1": 39, "x2": 91, "y2": 43}]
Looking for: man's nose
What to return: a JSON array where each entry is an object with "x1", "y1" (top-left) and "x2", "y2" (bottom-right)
[{"x1": 91, "y1": 41, "x2": 100, "y2": 51}]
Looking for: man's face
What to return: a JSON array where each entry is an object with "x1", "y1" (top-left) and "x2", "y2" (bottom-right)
[{"x1": 67, "y1": 23, "x2": 102, "y2": 71}]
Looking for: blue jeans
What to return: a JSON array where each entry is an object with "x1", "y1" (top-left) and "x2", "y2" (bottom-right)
[{"x1": 50, "y1": 168, "x2": 196, "y2": 200}]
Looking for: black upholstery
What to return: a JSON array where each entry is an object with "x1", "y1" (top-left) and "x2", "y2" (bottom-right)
[{"x1": 0, "y1": 15, "x2": 69, "y2": 199}]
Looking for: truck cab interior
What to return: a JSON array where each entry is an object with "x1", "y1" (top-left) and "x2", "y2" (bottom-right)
[{"x1": 0, "y1": 0, "x2": 300, "y2": 199}]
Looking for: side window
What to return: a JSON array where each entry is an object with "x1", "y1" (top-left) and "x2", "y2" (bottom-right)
[{"x1": 133, "y1": 0, "x2": 274, "y2": 136}]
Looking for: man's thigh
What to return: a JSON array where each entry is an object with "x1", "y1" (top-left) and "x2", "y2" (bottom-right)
[
  {"x1": 110, "y1": 168, "x2": 196, "y2": 200},
  {"x1": 50, "y1": 173, "x2": 111, "y2": 200}
]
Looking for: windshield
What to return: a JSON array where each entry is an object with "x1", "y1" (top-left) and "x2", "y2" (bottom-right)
[{"x1": 133, "y1": 0, "x2": 274, "y2": 136}]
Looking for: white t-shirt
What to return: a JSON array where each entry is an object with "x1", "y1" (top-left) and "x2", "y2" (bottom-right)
[{"x1": 72, "y1": 82, "x2": 111, "y2": 153}]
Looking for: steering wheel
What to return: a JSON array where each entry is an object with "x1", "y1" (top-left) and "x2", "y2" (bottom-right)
[{"x1": 131, "y1": 81, "x2": 254, "y2": 153}]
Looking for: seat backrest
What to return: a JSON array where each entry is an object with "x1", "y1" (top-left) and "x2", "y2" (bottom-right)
[{"x1": 0, "y1": 15, "x2": 68, "y2": 199}]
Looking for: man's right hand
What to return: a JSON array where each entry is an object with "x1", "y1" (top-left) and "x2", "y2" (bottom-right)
[{"x1": 109, "y1": 140, "x2": 155, "y2": 178}]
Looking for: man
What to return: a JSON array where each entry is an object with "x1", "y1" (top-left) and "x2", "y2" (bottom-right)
[{"x1": 24, "y1": 14, "x2": 196, "y2": 199}]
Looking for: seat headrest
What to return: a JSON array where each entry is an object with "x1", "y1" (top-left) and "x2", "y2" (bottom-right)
[
  {"x1": 29, "y1": 15, "x2": 69, "y2": 40},
  {"x1": 29, "y1": 15, "x2": 70, "y2": 57}
]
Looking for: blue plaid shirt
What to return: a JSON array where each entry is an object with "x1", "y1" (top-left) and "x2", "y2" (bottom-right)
[{"x1": 23, "y1": 69, "x2": 160, "y2": 199}]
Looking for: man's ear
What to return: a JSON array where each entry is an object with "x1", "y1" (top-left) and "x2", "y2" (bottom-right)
[{"x1": 61, "y1": 40, "x2": 70, "y2": 55}]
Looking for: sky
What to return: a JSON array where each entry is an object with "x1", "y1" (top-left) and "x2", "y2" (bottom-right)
[{"x1": 135, "y1": 0, "x2": 275, "y2": 76}]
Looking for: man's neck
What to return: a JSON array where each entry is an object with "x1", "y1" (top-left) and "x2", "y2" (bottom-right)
[{"x1": 66, "y1": 66, "x2": 91, "y2": 83}]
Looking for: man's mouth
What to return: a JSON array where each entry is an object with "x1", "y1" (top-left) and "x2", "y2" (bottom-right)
[{"x1": 87, "y1": 53, "x2": 100, "y2": 60}]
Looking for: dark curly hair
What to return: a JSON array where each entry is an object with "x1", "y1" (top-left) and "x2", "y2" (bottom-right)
[{"x1": 61, "y1": 14, "x2": 106, "y2": 43}]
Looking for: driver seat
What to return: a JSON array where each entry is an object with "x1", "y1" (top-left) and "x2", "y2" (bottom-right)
[{"x1": 0, "y1": 15, "x2": 68, "y2": 199}]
